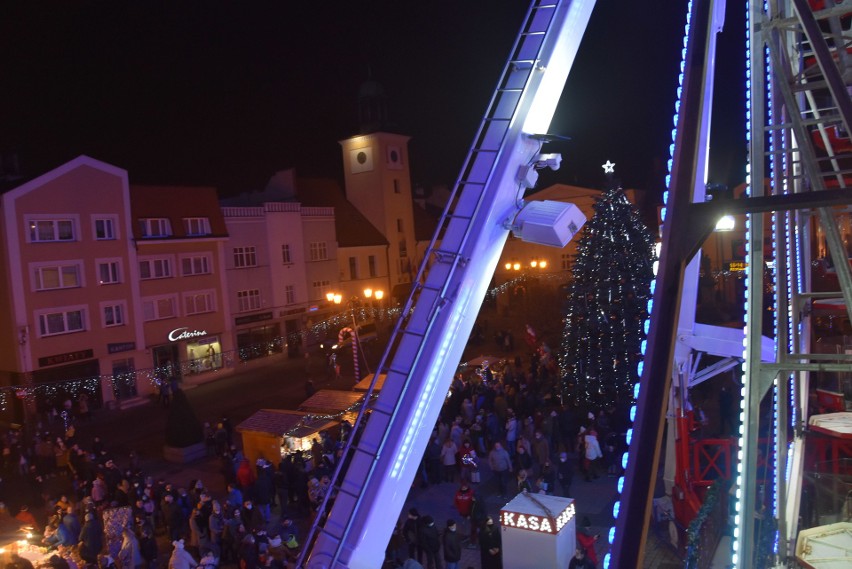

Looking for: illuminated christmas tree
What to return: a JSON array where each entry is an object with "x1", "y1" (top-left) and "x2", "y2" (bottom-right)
[{"x1": 559, "y1": 161, "x2": 656, "y2": 408}]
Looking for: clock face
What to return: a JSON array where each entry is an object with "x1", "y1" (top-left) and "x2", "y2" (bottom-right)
[
  {"x1": 387, "y1": 145, "x2": 403, "y2": 170},
  {"x1": 350, "y1": 147, "x2": 374, "y2": 173}
]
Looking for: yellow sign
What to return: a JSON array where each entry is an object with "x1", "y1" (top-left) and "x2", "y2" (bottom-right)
[{"x1": 728, "y1": 261, "x2": 747, "y2": 272}]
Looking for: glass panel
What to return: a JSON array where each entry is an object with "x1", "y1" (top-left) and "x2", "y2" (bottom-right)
[
  {"x1": 40, "y1": 268, "x2": 60, "y2": 289},
  {"x1": 63, "y1": 265, "x2": 79, "y2": 287},
  {"x1": 67, "y1": 310, "x2": 83, "y2": 331},
  {"x1": 57, "y1": 220, "x2": 73, "y2": 240}
]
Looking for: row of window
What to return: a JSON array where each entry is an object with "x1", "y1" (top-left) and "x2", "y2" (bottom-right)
[
  {"x1": 31, "y1": 254, "x2": 213, "y2": 291},
  {"x1": 27, "y1": 216, "x2": 212, "y2": 243},
  {"x1": 37, "y1": 290, "x2": 217, "y2": 338},
  {"x1": 137, "y1": 217, "x2": 212, "y2": 238},
  {"x1": 233, "y1": 242, "x2": 329, "y2": 269},
  {"x1": 348, "y1": 255, "x2": 379, "y2": 280}
]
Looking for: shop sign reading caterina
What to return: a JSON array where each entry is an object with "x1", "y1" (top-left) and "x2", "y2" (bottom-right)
[
  {"x1": 168, "y1": 327, "x2": 208, "y2": 342},
  {"x1": 500, "y1": 501, "x2": 575, "y2": 534}
]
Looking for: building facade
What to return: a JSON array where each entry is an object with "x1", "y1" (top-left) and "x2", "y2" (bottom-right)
[
  {"x1": 0, "y1": 157, "x2": 144, "y2": 419},
  {"x1": 129, "y1": 185, "x2": 233, "y2": 389},
  {"x1": 222, "y1": 201, "x2": 337, "y2": 359}
]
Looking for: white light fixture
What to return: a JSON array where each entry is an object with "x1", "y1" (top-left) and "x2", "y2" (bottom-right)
[{"x1": 715, "y1": 215, "x2": 735, "y2": 231}]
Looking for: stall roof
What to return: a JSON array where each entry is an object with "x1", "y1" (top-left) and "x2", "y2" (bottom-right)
[
  {"x1": 353, "y1": 373, "x2": 387, "y2": 393},
  {"x1": 236, "y1": 409, "x2": 338, "y2": 438},
  {"x1": 809, "y1": 412, "x2": 852, "y2": 439},
  {"x1": 298, "y1": 389, "x2": 366, "y2": 415}
]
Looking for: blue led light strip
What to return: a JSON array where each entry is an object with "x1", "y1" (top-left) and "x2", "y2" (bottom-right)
[
  {"x1": 732, "y1": 1, "x2": 752, "y2": 566},
  {"x1": 600, "y1": 3, "x2": 691, "y2": 568}
]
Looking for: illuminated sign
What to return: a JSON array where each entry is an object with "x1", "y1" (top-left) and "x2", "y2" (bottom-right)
[
  {"x1": 728, "y1": 261, "x2": 747, "y2": 272},
  {"x1": 168, "y1": 327, "x2": 208, "y2": 342},
  {"x1": 500, "y1": 502, "x2": 575, "y2": 534}
]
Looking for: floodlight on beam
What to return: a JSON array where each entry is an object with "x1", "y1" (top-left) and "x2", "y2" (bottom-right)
[{"x1": 508, "y1": 200, "x2": 586, "y2": 248}]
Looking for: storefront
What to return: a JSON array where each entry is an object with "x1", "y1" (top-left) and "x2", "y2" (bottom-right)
[
  {"x1": 152, "y1": 326, "x2": 224, "y2": 381},
  {"x1": 235, "y1": 312, "x2": 283, "y2": 361},
  {"x1": 31, "y1": 349, "x2": 103, "y2": 414}
]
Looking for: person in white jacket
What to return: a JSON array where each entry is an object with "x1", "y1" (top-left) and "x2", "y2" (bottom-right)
[
  {"x1": 168, "y1": 540, "x2": 197, "y2": 569},
  {"x1": 583, "y1": 428, "x2": 603, "y2": 481}
]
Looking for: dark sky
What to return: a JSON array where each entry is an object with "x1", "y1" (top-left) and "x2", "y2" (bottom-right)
[{"x1": 0, "y1": 1, "x2": 746, "y2": 199}]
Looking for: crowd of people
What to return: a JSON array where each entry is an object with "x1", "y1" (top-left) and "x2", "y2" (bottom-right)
[
  {"x1": 379, "y1": 347, "x2": 631, "y2": 569},
  {"x1": 0, "y1": 396, "x2": 351, "y2": 569},
  {"x1": 0, "y1": 338, "x2": 633, "y2": 569}
]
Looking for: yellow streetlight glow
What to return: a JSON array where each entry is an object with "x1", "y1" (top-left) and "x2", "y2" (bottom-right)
[
  {"x1": 505, "y1": 262, "x2": 512, "y2": 270},
  {"x1": 539, "y1": 260, "x2": 547, "y2": 268},
  {"x1": 326, "y1": 292, "x2": 335, "y2": 302},
  {"x1": 375, "y1": 290, "x2": 384, "y2": 300},
  {"x1": 364, "y1": 288, "x2": 373, "y2": 298},
  {"x1": 333, "y1": 294, "x2": 342, "y2": 305},
  {"x1": 513, "y1": 262, "x2": 521, "y2": 271},
  {"x1": 530, "y1": 260, "x2": 538, "y2": 268}
]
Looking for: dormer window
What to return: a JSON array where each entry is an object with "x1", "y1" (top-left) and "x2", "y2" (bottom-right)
[
  {"x1": 183, "y1": 217, "x2": 211, "y2": 236},
  {"x1": 139, "y1": 218, "x2": 172, "y2": 238}
]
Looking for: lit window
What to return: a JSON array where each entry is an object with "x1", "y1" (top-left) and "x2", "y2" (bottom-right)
[
  {"x1": 29, "y1": 219, "x2": 75, "y2": 242},
  {"x1": 33, "y1": 264, "x2": 81, "y2": 290}
]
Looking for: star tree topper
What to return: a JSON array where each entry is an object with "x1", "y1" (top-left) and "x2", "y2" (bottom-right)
[{"x1": 602, "y1": 160, "x2": 615, "y2": 174}]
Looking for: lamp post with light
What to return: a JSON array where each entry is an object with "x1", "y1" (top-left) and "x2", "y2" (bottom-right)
[{"x1": 326, "y1": 288, "x2": 384, "y2": 382}]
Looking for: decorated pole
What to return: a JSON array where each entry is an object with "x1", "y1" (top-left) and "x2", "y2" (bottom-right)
[{"x1": 338, "y1": 326, "x2": 360, "y2": 381}]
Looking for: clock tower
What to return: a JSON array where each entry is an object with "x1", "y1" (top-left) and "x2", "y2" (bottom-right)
[{"x1": 340, "y1": 130, "x2": 416, "y2": 291}]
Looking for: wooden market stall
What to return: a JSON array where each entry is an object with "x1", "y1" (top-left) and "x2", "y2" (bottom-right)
[
  {"x1": 237, "y1": 409, "x2": 339, "y2": 470},
  {"x1": 298, "y1": 389, "x2": 367, "y2": 423},
  {"x1": 352, "y1": 373, "x2": 387, "y2": 393}
]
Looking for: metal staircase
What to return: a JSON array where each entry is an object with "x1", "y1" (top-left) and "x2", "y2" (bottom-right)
[{"x1": 299, "y1": 2, "x2": 598, "y2": 567}]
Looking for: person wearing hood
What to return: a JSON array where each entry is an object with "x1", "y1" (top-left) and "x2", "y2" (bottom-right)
[
  {"x1": 118, "y1": 527, "x2": 142, "y2": 569},
  {"x1": 167, "y1": 540, "x2": 196, "y2": 569},
  {"x1": 479, "y1": 517, "x2": 502, "y2": 569},
  {"x1": 78, "y1": 512, "x2": 104, "y2": 564},
  {"x1": 417, "y1": 515, "x2": 440, "y2": 569}
]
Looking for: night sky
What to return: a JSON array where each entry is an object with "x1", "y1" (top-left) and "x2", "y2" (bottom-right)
[{"x1": 0, "y1": 1, "x2": 747, "y2": 200}]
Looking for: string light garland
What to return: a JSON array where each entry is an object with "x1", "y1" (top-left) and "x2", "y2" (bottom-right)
[
  {"x1": 4, "y1": 276, "x2": 567, "y2": 411},
  {"x1": 558, "y1": 178, "x2": 656, "y2": 409}
]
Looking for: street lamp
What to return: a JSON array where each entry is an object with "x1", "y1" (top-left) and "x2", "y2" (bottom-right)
[{"x1": 326, "y1": 290, "x2": 382, "y2": 382}]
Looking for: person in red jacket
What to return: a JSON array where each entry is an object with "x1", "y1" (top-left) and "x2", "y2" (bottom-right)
[
  {"x1": 453, "y1": 484, "x2": 474, "y2": 544},
  {"x1": 575, "y1": 517, "x2": 600, "y2": 566},
  {"x1": 235, "y1": 458, "x2": 255, "y2": 491}
]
